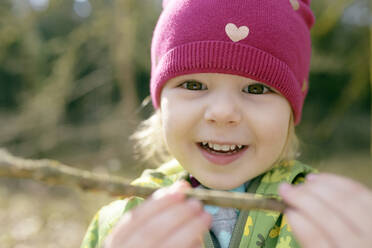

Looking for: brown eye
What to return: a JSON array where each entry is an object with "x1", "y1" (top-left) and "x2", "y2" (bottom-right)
[
  {"x1": 180, "y1": 80, "x2": 207, "y2": 90},
  {"x1": 243, "y1": 84, "x2": 271, "y2": 94}
]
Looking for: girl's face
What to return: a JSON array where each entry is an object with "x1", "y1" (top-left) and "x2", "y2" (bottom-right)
[{"x1": 160, "y1": 73, "x2": 291, "y2": 190}]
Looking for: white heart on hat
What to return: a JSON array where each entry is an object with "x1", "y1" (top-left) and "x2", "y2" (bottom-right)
[{"x1": 225, "y1": 23, "x2": 249, "y2": 42}]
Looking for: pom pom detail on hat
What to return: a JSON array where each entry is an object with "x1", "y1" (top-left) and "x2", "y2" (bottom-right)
[
  {"x1": 302, "y1": 79, "x2": 308, "y2": 93},
  {"x1": 289, "y1": 0, "x2": 300, "y2": 10},
  {"x1": 151, "y1": 0, "x2": 315, "y2": 125},
  {"x1": 162, "y1": 0, "x2": 171, "y2": 9}
]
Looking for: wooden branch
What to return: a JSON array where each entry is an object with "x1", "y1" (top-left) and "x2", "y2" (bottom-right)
[{"x1": 0, "y1": 148, "x2": 286, "y2": 212}]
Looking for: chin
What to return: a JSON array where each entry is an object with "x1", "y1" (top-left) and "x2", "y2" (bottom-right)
[{"x1": 198, "y1": 178, "x2": 244, "y2": 191}]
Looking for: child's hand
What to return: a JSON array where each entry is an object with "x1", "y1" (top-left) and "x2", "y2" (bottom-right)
[
  {"x1": 104, "y1": 181, "x2": 212, "y2": 248},
  {"x1": 279, "y1": 173, "x2": 372, "y2": 248}
]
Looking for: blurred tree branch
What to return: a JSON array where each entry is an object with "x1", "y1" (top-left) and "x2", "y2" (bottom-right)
[
  {"x1": 309, "y1": 0, "x2": 370, "y2": 143},
  {"x1": 0, "y1": 0, "x2": 149, "y2": 161},
  {"x1": 312, "y1": 0, "x2": 355, "y2": 37},
  {"x1": 0, "y1": 148, "x2": 286, "y2": 212}
]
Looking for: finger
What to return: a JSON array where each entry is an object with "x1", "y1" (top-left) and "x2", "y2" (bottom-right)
[
  {"x1": 305, "y1": 173, "x2": 372, "y2": 234},
  {"x1": 159, "y1": 212, "x2": 212, "y2": 248},
  {"x1": 188, "y1": 238, "x2": 204, "y2": 248},
  {"x1": 164, "y1": 235, "x2": 203, "y2": 248},
  {"x1": 151, "y1": 180, "x2": 191, "y2": 199},
  {"x1": 125, "y1": 198, "x2": 204, "y2": 247},
  {"x1": 284, "y1": 209, "x2": 333, "y2": 248},
  {"x1": 307, "y1": 173, "x2": 372, "y2": 210},
  {"x1": 129, "y1": 180, "x2": 190, "y2": 224},
  {"x1": 109, "y1": 181, "x2": 190, "y2": 244},
  {"x1": 279, "y1": 182, "x2": 357, "y2": 247}
]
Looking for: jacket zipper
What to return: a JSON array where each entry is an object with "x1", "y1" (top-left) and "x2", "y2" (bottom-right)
[{"x1": 202, "y1": 175, "x2": 263, "y2": 248}]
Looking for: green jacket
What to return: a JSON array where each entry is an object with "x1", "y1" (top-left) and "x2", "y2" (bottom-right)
[{"x1": 80, "y1": 159, "x2": 316, "y2": 248}]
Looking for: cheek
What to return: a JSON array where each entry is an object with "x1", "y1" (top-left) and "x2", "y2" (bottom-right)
[
  {"x1": 160, "y1": 96, "x2": 194, "y2": 147},
  {"x1": 253, "y1": 102, "x2": 291, "y2": 152},
  {"x1": 160, "y1": 107, "x2": 176, "y2": 146}
]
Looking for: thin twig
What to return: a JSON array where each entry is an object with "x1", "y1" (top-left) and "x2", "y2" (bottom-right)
[{"x1": 0, "y1": 148, "x2": 286, "y2": 212}]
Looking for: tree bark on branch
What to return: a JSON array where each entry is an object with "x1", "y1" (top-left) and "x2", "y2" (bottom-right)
[{"x1": 0, "y1": 148, "x2": 286, "y2": 212}]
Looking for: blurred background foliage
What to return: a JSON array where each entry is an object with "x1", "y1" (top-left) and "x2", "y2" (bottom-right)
[{"x1": 0, "y1": 0, "x2": 371, "y2": 247}]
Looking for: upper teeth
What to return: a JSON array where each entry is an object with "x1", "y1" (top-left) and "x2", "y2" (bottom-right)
[{"x1": 202, "y1": 142, "x2": 243, "y2": 151}]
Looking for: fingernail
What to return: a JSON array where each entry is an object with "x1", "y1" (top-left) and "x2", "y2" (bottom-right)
[
  {"x1": 172, "y1": 181, "x2": 184, "y2": 187},
  {"x1": 306, "y1": 173, "x2": 318, "y2": 181},
  {"x1": 152, "y1": 186, "x2": 182, "y2": 200},
  {"x1": 173, "y1": 180, "x2": 190, "y2": 189},
  {"x1": 152, "y1": 189, "x2": 166, "y2": 199},
  {"x1": 187, "y1": 199, "x2": 202, "y2": 212},
  {"x1": 279, "y1": 183, "x2": 292, "y2": 196}
]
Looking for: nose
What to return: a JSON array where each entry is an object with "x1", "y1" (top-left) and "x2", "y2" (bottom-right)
[{"x1": 204, "y1": 94, "x2": 242, "y2": 126}]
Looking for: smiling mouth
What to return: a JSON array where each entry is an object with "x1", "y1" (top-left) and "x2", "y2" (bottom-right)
[{"x1": 197, "y1": 142, "x2": 247, "y2": 154}]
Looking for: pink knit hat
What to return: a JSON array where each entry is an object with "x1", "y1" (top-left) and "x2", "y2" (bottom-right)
[{"x1": 150, "y1": 0, "x2": 315, "y2": 125}]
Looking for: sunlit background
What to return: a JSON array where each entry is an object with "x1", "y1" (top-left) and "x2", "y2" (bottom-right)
[{"x1": 0, "y1": 0, "x2": 371, "y2": 247}]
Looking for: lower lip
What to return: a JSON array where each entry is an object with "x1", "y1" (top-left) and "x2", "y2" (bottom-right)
[{"x1": 197, "y1": 144, "x2": 248, "y2": 165}]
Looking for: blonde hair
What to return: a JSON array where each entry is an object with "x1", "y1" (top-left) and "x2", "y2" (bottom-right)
[
  {"x1": 130, "y1": 110, "x2": 171, "y2": 167},
  {"x1": 130, "y1": 108, "x2": 300, "y2": 168}
]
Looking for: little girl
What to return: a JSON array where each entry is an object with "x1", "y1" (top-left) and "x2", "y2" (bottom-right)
[{"x1": 81, "y1": 0, "x2": 372, "y2": 247}]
